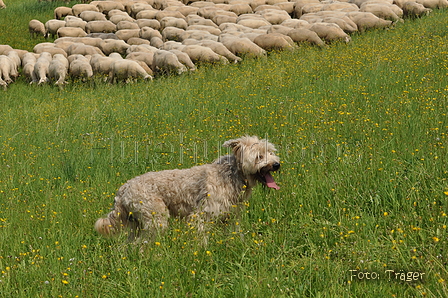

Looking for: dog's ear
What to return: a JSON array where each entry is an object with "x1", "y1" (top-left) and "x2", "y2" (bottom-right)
[
  {"x1": 223, "y1": 139, "x2": 240, "y2": 149},
  {"x1": 223, "y1": 138, "x2": 243, "y2": 160}
]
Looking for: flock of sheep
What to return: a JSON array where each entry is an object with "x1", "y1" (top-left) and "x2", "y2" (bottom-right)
[{"x1": 0, "y1": 0, "x2": 446, "y2": 89}]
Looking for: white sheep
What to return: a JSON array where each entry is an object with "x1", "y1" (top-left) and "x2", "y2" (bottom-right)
[
  {"x1": 85, "y1": 20, "x2": 117, "y2": 34},
  {"x1": 57, "y1": 27, "x2": 87, "y2": 38},
  {"x1": 91, "y1": 53, "x2": 123, "y2": 75},
  {"x1": 0, "y1": 55, "x2": 16, "y2": 90},
  {"x1": 31, "y1": 52, "x2": 52, "y2": 85},
  {"x1": 65, "y1": 16, "x2": 87, "y2": 31},
  {"x1": 67, "y1": 43, "x2": 104, "y2": 56},
  {"x1": 22, "y1": 52, "x2": 37, "y2": 82},
  {"x1": 108, "y1": 59, "x2": 153, "y2": 83},
  {"x1": 45, "y1": 19, "x2": 66, "y2": 39},
  {"x1": 79, "y1": 11, "x2": 107, "y2": 22},
  {"x1": 72, "y1": 4, "x2": 99, "y2": 17},
  {"x1": 29, "y1": 19, "x2": 46, "y2": 38},
  {"x1": 253, "y1": 33, "x2": 296, "y2": 51},
  {"x1": 220, "y1": 36, "x2": 267, "y2": 58},
  {"x1": 54, "y1": 6, "x2": 73, "y2": 20},
  {"x1": 100, "y1": 39, "x2": 130, "y2": 55},
  {"x1": 199, "y1": 40, "x2": 242, "y2": 63},
  {"x1": 49, "y1": 54, "x2": 69, "y2": 86},
  {"x1": 182, "y1": 45, "x2": 229, "y2": 64},
  {"x1": 169, "y1": 49, "x2": 196, "y2": 71},
  {"x1": 69, "y1": 55, "x2": 93, "y2": 79},
  {"x1": 402, "y1": 1, "x2": 432, "y2": 17},
  {"x1": 0, "y1": 0, "x2": 6, "y2": 9},
  {"x1": 94, "y1": 1, "x2": 125, "y2": 14},
  {"x1": 152, "y1": 50, "x2": 188, "y2": 75},
  {"x1": 309, "y1": 23, "x2": 352, "y2": 43}
]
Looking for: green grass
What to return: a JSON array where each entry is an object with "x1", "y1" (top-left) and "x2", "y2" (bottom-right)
[{"x1": 1, "y1": 1, "x2": 448, "y2": 297}]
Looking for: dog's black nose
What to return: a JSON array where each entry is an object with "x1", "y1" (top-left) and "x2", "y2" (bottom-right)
[{"x1": 273, "y1": 162, "x2": 280, "y2": 171}]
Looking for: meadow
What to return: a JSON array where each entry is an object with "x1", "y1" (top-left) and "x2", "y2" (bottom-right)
[{"x1": 1, "y1": 0, "x2": 448, "y2": 297}]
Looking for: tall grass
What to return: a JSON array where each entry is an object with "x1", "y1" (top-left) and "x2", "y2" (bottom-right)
[{"x1": 1, "y1": 1, "x2": 448, "y2": 297}]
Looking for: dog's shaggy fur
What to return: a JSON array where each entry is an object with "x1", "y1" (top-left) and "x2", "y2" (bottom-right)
[{"x1": 95, "y1": 136, "x2": 280, "y2": 240}]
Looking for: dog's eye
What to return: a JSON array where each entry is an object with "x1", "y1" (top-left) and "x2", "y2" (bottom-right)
[{"x1": 258, "y1": 155, "x2": 264, "y2": 160}]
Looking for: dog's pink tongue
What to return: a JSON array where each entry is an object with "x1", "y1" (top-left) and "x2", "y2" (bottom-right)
[{"x1": 264, "y1": 173, "x2": 280, "y2": 190}]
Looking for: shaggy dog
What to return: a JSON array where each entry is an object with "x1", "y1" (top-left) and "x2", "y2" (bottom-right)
[{"x1": 95, "y1": 135, "x2": 280, "y2": 240}]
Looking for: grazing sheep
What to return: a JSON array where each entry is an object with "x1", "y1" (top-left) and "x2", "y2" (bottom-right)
[
  {"x1": 152, "y1": 50, "x2": 188, "y2": 75},
  {"x1": 116, "y1": 29, "x2": 141, "y2": 42},
  {"x1": 94, "y1": 1, "x2": 125, "y2": 14},
  {"x1": 125, "y1": 52, "x2": 154, "y2": 69},
  {"x1": 7, "y1": 51, "x2": 20, "y2": 73},
  {"x1": 136, "y1": 19, "x2": 161, "y2": 30},
  {"x1": 109, "y1": 14, "x2": 135, "y2": 25},
  {"x1": 85, "y1": 20, "x2": 117, "y2": 34},
  {"x1": 127, "y1": 37, "x2": 150, "y2": 45},
  {"x1": 186, "y1": 15, "x2": 219, "y2": 28},
  {"x1": 416, "y1": 0, "x2": 448, "y2": 8},
  {"x1": 45, "y1": 20, "x2": 66, "y2": 39},
  {"x1": 100, "y1": 39, "x2": 130, "y2": 55},
  {"x1": 0, "y1": 55, "x2": 17, "y2": 90},
  {"x1": 108, "y1": 59, "x2": 153, "y2": 83},
  {"x1": 402, "y1": 1, "x2": 432, "y2": 17},
  {"x1": 160, "y1": 17, "x2": 189, "y2": 30},
  {"x1": 31, "y1": 52, "x2": 52, "y2": 85},
  {"x1": 257, "y1": 9, "x2": 291, "y2": 25},
  {"x1": 117, "y1": 21, "x2": 140, "y2": 30},
  {"x1": 309, "y1": 23, "x2": 352, "y2": 43},
  {"x1": 169, "y1": 49, "x2": 196, "y2": 71},
  {"x1": 69, "y1": 55, "x2": 93, "y2": 79},
  {"x1": 162, "y1": 27, "x2": 185, "y2": 41},
  {"x1": 57, "y1": 27, "x2": 87, "y2": 38},
  {"x1": 360, "y1": 3, "x2": 404, "y2": 21},
  {"x1": 150, "y1": 36, "x2": 164, "y2": 48},
  {"x1": 199, "y1": 40, "x2": 242, "y2": 63},
  {"x1": 79, "y1": 11, "x2": 108, "y2": 22},
  {"x1": 72, "y1": 4, "x2": 99, "y2": 17},
  {"x1": 29, "y1": 19, "x2": 46, "y2": 38},
  {"x1": 287, "y1": 28, "x2": 325, "y2": 46},
  {"x1": 346, "y1": 11, "x2": 393, "y2": 32},
  {"x1": 65, "y1": 16, "x2": 87, "y2": 31},
  {"x1": 54, "y1": 6, "x2": 73, "y2": 20},
  {"x1": 90, "y1": 53, "x2": 123, "y2": 75},
  {"x1": 140, "y1": 26, "x2": 163, "y2": 41},
  {"x1": 67, "y1": 43, "x2": 104, "y2": 56},
  {"x1": 220, "y1": 36, "x2": 267, "y2": 58},
  {"x1": 22, "y1": 52, "x2": 38, "y2": 82},
  {"x1": 253, "y1": 33, "x2": 296, "y2": 51},
  {"x1": 0, "y1": 45, "x2": 13, "y2": 55},
  {"x1": 0, "y1": 0, "x2": 5, "y2": 9},
  {"x1": 49, "y1": 54, "x2": 69, "y2": 86},
  {"x1": 182, "y1": 45, "x2": 229, "y2": 64}
]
